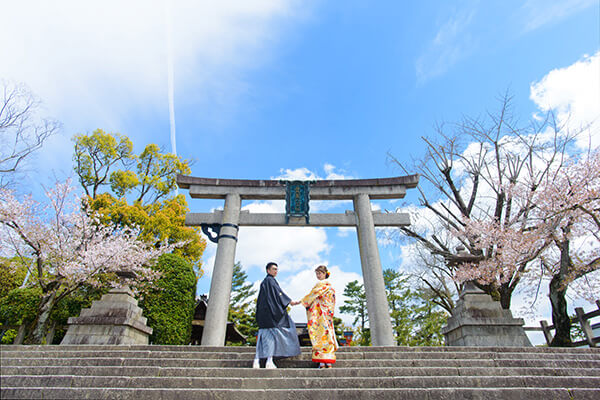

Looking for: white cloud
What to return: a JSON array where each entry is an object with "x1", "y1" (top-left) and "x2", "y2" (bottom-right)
[
  {"x1": 530, "y1": 51, "x2": 600, "y2": 149},
  {"x1": 1, "y1": 1, "x2": 312, "y2": 191},
  {"x1": 273, "y1": 163, "x2": 354, "y2": 182},
  {"x1": 237, "y1": 225, "x2": 329, "y2": 272},
  {"x1": 242, "y1": 200, "x2": 285, "y2": 213},
  {"x1": 235, "y1": 200, "x2": 330, "y2": 273},
  {"x1": 337, "y1": 227, "x2": 353, "y2": 237},
  {"x1": 198, "y1": 199, "x2": 330, "y2": 289},
  {"x1": 200, "y1": 245, "x2": 217, "y2": 282},
  {"x1": 415, "y1": 6, "x2": 477, "y2": 84},
  {"x1": 0, "y1": 0, "x2": 305, "y2": 133},
  {"x1": 518, "y1": 0, "x2": 597, "y2": 33},
  {"x1": 323, "y1": 163, "x2": 354, "y2": 180},
  {"x1": 273, "y1": 167, "x2": 318, "y2": 181}
]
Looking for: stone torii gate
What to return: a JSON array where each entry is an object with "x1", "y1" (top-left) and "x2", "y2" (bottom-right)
[{"x1": 177, "y1": 174, "x2": 419, "y2": 346}]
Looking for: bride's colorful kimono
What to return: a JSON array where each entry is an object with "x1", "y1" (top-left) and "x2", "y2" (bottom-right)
[{"x1": 301, "y1": 280, "x2": 338, "y2": 364}]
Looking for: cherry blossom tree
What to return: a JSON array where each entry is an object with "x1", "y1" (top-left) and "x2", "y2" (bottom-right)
[
  {"x1": 0, "y1": 180, "x2": 177, "y2": 344},
  {"x1": 533, "y1": 150, "x2": 599, "y2": 345},
  {"x1": 455, "y1": 150, "x2": 600, "y2": 345},
  {"x1": 388, "y1": 94, "x2": 577, "y2": 310}
]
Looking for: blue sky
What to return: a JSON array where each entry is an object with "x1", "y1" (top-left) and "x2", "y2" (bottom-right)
[{"x1": 2, "y1": 1, "x2": 599, "y2": 337}]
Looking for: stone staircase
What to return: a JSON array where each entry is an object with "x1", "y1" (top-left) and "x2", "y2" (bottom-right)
[{"x1": 1, "y1": 345, "x2": 599, "y2": 399}]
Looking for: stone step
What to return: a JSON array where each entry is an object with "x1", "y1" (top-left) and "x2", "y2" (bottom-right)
[
  {"x1": 0, "y1": 345, "x2": 600, "y2": 400},
  {"x1": 4, "y1": 365, "x2": 600, "y2": 378},
  {"x1": 2, "y1": 387, "x2": 598, "y2": 400},
  {"x1": 3, "y1": 356, "x2": 600, "y2": 369},
  {"x1": 4, "y1": 374, "x2": 600, "y2": 389},
  {"x1": 3, "y1": 344, "x2": 599, "y2": 353},
  {"x1": 3, "y1": 349, "x2": 600, "y2": 360},
  {"x1": 2, "y1": 345, "x2": 599, "y2": 399}
]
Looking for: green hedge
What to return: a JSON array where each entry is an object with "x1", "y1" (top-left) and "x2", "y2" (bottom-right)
[
  {"x1": 139, "y1": 254, "x2": 196, "y2": 345},
  {"x1": 0, "y1": 287, "x2": 41, "y2": 325}
]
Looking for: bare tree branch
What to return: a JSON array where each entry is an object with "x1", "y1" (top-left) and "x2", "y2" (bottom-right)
[{"x1": 0, "y1": 81, "x2": 60, "y2": 187}]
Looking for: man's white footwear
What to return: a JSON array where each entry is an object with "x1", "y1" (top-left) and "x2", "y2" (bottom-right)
[
  {"x1": 265, "y1": 361, "x2": 277, "y2": 369},
  {"x1": 252, "y1": 359, "x2": 260, "y2": 369}
]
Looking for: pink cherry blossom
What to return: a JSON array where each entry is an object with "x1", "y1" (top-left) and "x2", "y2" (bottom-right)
[
  {"x1": 0, "y1": 179, "x2": 179, "y2": 343},
  {"x1": 453, "y1": 150, "x2": 600, "y2": 298}
]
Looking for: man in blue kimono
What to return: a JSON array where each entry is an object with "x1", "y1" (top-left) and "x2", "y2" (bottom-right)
[{"x1": 253, "y1": 262, "x2": 301, "y2": 369}]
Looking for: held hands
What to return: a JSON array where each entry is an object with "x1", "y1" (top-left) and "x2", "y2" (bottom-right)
[{"x1": 290, "y1": 300, "x2": 301, "y2": 306}]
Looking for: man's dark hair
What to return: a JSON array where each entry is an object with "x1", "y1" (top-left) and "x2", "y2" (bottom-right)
[{"x1": 266, "y1": 262, "x2": 278, "y2": 272}]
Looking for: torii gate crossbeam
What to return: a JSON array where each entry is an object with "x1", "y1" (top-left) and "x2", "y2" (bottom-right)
[{"x1": 177, "y1": 174, "x2": 419, "y2": 347}]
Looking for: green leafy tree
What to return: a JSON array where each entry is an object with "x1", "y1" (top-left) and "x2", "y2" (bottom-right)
[
  {"x1": 73, "y1": 129, "x2": 190, "y2": 204},
  {"x1": 1, "y1": 130, "x2": 199, "y2": 344},
  {"x1": 0, "y1": 257, "x2": 31, "y2": 343},
  {"x1": 339, "y1": 280, "x2": 368, "y2": 330},
  {"x1": 130, "y1": 143, "x2": 189, "y2": 204},
  {"x1": 72, "y1": 130, "x2": 205, "y2": 268},
  {"x1": 73, "y1": 129, "x2": 135, "y2": 199},
  {"x1": 230, "y1": 262, "x2": 257, "y2": 312},
  {"x1": 87, "y1": 193, "x2": 204, "y2": 266},
  {"x1": 384, "y1": 268, "x2": 448, "y2": 346},
  {"x1": 0, "y1": 287, "x2": 41, "y2": 343},
  {"x1": 408, "y1": 293, "x2": 447, "y2": 346},
  {"x1": 0, "y1": 258, "x2": 106, "y2": 344},
  {"x1": 383, "y1": 269, "x2": 414, "y2": 344},
  {"x1": 139, "y1": 254, "x2": 196, "y2": 345},
  {"x1": 227, "y1": 262, "x2": 258, "y2": 345},
  {"x1": 0, "y1": 257, "x2": 29, "y2": 298},
  {"x1": 339, "y1": 272, "x2": 447, "y2": 347},
  {"x1": 0, "y1": 287, "x2": 40, "y2": 326},
  {"x1": 339, "y1": 280, "x2": 370, "y2": 345}
]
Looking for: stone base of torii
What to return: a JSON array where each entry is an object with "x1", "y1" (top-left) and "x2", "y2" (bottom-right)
[{"x1": 177, "y1": 175, "x2": 419, "y2": 347}]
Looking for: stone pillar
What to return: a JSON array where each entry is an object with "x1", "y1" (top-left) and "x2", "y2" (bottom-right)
[
  {"x1": 201, "y1": 193, "x2": 241, "y2": 346},
  {"x1": 442, "y1": 282, "x2": 532, "y2": 347},
  {"x1": 60, "y1": 286, "x2": 152, "y2": 345},
  {"x1": 353, "y1": 193, "x2": 395, "y2": 346}
]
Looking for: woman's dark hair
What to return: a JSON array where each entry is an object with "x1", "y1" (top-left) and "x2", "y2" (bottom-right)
[
  {"x1": 266, "y1": 262, "x2": 278, "y2": 272},
  {"x1": 315, "y1": 265, "x2": 330, "y2": 279}
]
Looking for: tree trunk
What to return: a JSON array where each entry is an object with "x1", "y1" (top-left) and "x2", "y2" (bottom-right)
[
  {"x1": 25, "y1": 290, "x2": 57, "y2": 344},
  {"x1": 499, "y1": 283, "x2": 513, "y2": 310},
  {"x1": 549, "y1": 237, "x2": 572, "y2": 347},
  {"x1": 549, "y1": 274, "x2": 571, "y2": 347},
  {"x1": 478, "y1": 282, "x2": 511, "y2": 309}
]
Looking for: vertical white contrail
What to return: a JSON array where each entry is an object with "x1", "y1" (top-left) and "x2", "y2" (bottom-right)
[
  {"x1": 165, "y1": 0, "x2": 177, "y2": 156},
  {"x1": 165, "y1": 0, "x2": 179, "y2": 195}
]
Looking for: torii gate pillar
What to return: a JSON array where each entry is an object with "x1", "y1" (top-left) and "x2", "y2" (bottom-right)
[
  {"x1": 200, "y1": 193, "x2": 241, "y2": 346},
  {"x1": 354, "y1": 193, "x2": 395, "y2": 346}
]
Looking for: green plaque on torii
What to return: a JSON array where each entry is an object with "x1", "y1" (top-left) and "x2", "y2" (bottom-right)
[{"x1": 280, "y1": 180, "x2": 313, "y2": 224}]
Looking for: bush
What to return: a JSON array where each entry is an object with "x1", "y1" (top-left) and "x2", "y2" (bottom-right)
[
  {"x1": 0, "y1": 287, "x2": 41, "y2": 325},
  {"x1": 1, "y1": 328, "x2": 17, "y2": 344},
  {"x1": 0, "y1": 258, "x2": 30, "y2": 299},
  {"x1": 0, "y1": 287, "x2": 41, "y2": 343},
  {"x1": 139, "y1": 254, "x2": 196, "y2": 345}
]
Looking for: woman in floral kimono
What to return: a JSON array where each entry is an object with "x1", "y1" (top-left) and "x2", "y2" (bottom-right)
[{"x1": 292, "y1": 265, "x2": 338, "y2": 368}]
